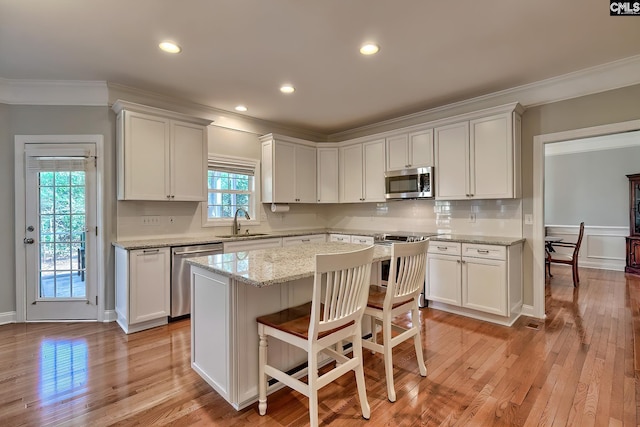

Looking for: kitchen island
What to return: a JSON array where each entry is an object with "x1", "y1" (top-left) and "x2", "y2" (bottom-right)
[{"x1": 187, "y1": 242, "x2": 390, "y2": 410}]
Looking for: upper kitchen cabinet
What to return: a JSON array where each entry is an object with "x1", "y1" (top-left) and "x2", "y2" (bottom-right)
[
  {"x1": 434, "y1": 103, "x2": 523, "y2": 200},
  {"x1": 317, "y1": 146, "x2": 339, "y2": 203},
  {"x1": 261, "y1": 134, "x2": 317, "y2": 203},
  {"x1": 385, "y1": 129, "x2": 433, "y2": 171},
  {"x1": 113, "y1": 100, "x2": 211, "y2": 201},
  {"x1": 339, "y1": 139, "x2": 385, "y2": 203}
]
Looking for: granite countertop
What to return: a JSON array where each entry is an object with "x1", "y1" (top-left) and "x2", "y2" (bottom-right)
[
  {"x1": 112, "y1": 229, "x2": 329, "y2": 249},
  {"x1": 187, "y1": 242, "x2": 391, "y2": 287},
  {"x1": 113, "y1": 229, "x2": 525, "y2": 250},
  {"x1": 429, "y1": 234, "x2": 525, "y2": 246}
]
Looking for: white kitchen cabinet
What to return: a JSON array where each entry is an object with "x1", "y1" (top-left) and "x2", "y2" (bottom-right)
[
  {"x1": 223, "y1": 238, "x2": 283, "y2": 253},
  {"x1": 328, "y1": 234, "x2": 374, "y2": 245},
  {"x1": 260, "y1": 134, "x2": 316, "y2": 203},
  {"x1": 113, "y1": 100, "x2": 210, "y2": 201},
  {"x1": 339, "y1": 139, "x2": 385, "y2": 203},
  {"x1": 282, "y1": 234, "x2": 326, "y2": 247},
  {"x1": 426, "y1": 242, "x2": 462, "y2": 306},
  {"x1": 317, "y1": 147, "x2": 339, "y2": 203},
  {"x1": 434, "y1": 105, "x2": 522, "y2": 200},
  {"x1": 426, "y1": 240, "x2": 523, "y2": 326},
  {"x1": 115, "y1": 246, "x2": 171, "y2": 334},
  {"x1": 386, "y1": 129, "x2": 433, "y2": 171}
]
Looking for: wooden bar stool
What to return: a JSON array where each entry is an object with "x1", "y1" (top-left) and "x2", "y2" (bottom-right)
[
  {"x1": 363, "y1": 240, "x2": 428, "y2": 402},
  {"x1": 257, "y1": 246, "x2": 374, "y2": 427}
]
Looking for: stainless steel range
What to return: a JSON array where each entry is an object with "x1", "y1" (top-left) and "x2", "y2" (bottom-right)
[{"x1": 373, "y1": 232, "x2": 438, "y2": 308}]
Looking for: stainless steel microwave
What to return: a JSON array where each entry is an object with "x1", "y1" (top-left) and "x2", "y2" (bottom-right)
[{"x1": 384, "y1": 166, "x2": 434, "y2": 199}]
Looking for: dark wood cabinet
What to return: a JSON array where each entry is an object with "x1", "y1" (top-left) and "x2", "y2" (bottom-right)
[{"x1": 625, "y1": 173, "x2": 640, "y2": 275}]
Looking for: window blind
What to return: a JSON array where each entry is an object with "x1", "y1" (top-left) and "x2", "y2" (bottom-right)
[
  {"x1": 27, "y1": 156, "x2": 94, "y2": 172},
  {"x1": 208, "y1": 155, "x2": 256, "y2": 176}
]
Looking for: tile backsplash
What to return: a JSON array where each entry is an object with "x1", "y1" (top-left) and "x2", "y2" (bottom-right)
[{"x1": 117, "y1": 198, "x2": 522, "y2": 240}]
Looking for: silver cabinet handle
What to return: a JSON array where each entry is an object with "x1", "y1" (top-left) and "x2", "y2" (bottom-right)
[
  {"x1": 142, "y1": 249, "x2": 160, "y2": 254},
  {"x1": 437, "y1": 246, "x2": 448, "y2": 250},
  {"x1": 301, "y1": 239, "x2": 310, "y2": 242},
  {"x1": 477, "y1": 249, "x2": 490, "y2": 254}
]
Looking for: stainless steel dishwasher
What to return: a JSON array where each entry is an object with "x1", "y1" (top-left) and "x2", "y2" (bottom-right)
[{"x1": 171, "y1": 243, "x2": 224, "y2": 319}]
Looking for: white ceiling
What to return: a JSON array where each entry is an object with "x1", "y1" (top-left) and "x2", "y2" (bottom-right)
[{"x1": 1, "y1": 0, "x2": 640, "y2": 134}]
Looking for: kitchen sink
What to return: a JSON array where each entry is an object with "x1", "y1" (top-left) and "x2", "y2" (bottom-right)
[{"x1": 216, "y1": 233, "x2": 270, "y2": 238}]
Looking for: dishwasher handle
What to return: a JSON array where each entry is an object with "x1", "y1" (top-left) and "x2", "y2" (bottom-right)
[{"x1": 172, "y1": 246, "x2": 223, "y2": 256}]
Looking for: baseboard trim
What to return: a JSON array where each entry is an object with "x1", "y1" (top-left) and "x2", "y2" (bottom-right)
[
  {"x1": 0, "y1": 311, "x2": 17, "y2": 325},
  {"x1": 520, "y1": 304, "x2": 540, "y2": 319},
  {"x1": 102, "y1": 310, "x2": 117, "y2": 323}
]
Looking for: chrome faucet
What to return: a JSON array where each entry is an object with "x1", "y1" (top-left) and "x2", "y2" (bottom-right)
[{"x1": 233, "y1": 208, "x2": 250, "y2": 235}]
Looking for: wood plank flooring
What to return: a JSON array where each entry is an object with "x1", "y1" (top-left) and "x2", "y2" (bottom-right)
[{"x1": 1, "y1": 266, "x2": 638, "y2": 426}]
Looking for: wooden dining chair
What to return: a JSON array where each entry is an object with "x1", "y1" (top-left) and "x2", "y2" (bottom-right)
[
  {"x1": 547, "y1": 222, "x2": 585, "y2": 286},
  {"x1": 362, "y1": 240, "x2": 428, "y2": 402},
  {"x1": 256, "y1": 246, "x2": 374, "y2": 427}
]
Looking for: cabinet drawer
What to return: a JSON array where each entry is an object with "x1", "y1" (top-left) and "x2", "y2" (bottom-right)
[
  {"x1": 351, "y1": 235, "x2": 374, "y2": 245},
  {"x1": 462, "y1": 243, "x2": 506, "y2": 260},
  {"x1": 329, "y1": 234, "x2": 351, "y2": 243},
  {"x1": 282, "y1": 234, "x2": 326, "y2": 246},
  {"x1": 428, "y1": 241, "x2": 461, "y2": 256}
]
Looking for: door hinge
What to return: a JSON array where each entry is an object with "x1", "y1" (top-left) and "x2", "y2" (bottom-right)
[
  {"x1": 95, "y1": 226, "x2": 98, "y2": 236},
  {"x1": 96, "y1": 295, "x2": 98, "y2": 305}
]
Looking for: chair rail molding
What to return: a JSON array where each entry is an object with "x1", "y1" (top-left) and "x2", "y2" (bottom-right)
[{"x1": 545, "y1": 225, "x2": 627, "y2": 271}]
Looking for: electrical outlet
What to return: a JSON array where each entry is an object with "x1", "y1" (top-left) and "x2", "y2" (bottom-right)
[
  {"x1": 169, "y1": 216, "x2": 175, "y2": 224},
  {"x1": 469, "y1": 213, "x2": 476, "y2": 223},
  {"x1": 141, "y1": 215, "x2": 161, "y2": 226}
]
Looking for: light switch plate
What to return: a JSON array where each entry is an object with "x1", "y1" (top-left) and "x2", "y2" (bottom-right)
[{"x1": 525, "y1": 214, "x2": 533, "y2": 225}]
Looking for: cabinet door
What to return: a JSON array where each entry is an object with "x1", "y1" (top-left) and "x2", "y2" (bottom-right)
[
  {"x1": 295, "y1": 144, "x2": 317, "y2": 203},
  {"x1": 171, "y1": 121, "x2": 207, "y2": 201},
  {"x1": 122, "y1": 111, "x2": 170, "y2": 200},
  {"x1": 462, "y1": 257, "x2": 507, "y2": 315},
  {"x1": 386, "y1": 134, "x2": 409, "y2": 171},
  {"x1": 434, "y1": 122, "x2": 469, "y2": 200},
  {"x1": 317, "y1": 148, "x2": 339, "y2": 203},
  {"x1": 426, "y1": 253, "x2": 461, "y2": 306},
  {"x1": 340, "y1": 144, "x2": 364, "y2": 202},
  {"x1": 129, "y1": 248, "x2": 170, "y2": 323},
  {"x1": 363, "y1": 139, "x2": 385, "y2": 201},
  {"x1": 470, "y1": 113, "x2": 513, "y2": 199},
  {"x1": 272, "y1": 141, "x2": 296, "y2": 202},
  {"x1": 409, "y1": 129, "x2": 433, "y2": 168}
]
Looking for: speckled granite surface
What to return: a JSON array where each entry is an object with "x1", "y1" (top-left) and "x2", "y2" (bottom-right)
[
  {"x1": 187, "y1": 242, "x2": 391, "y2": 287},
  {"x1": 112, "y1": 229, "x2": 329, "y2": 249},
  {"x1": 430, "y1": 234, "x2": 525, "y2": 246}
]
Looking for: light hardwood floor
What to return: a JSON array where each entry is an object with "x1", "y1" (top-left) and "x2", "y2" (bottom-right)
[{"x1": 1, "y1": 266, "x2": 638, "y2": 426}]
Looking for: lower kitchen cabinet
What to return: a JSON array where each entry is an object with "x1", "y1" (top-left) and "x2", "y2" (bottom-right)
[
  {"x1": 426, "y1": 240, "x2": 523, "y2": 326},
  {"x1": 282, "y1": 234, "x2": 326, "y2": 246},
  {"x1": 115, "y1": 246, "x2": 171, "y2": 334}
]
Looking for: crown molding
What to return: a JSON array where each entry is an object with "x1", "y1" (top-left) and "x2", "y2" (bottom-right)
[
  {"x1": 544, "y1": 129, "x2": 640, "y2": 156},
  {"x1": 2, "y1": 54, "x2": 640, "y2": 140},
  {"x1": 328, "y1": 54, "x2": 640, "y2": 141},
  {"x1": 0, "y1": 78, "x2": 108, "y2": 106}
]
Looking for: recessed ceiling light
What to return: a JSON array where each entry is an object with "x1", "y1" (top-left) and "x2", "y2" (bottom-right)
[
  {"x1": 235, "y1": 105, "x2": 248, "y2": 112},
  {"x1": 280, "y1": 84, "x2": 295, "y2": 94},
  {"x1": 159, "y1": 41, "x2": 182, "y2": 54},
  {"x1": 360, "y1": 43, "x2": 380, "y2": 55}
]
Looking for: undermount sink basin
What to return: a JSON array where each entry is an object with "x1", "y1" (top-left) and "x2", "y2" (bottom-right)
[{"x1": 217, "y1": 233, "x2": 269, "y2": 238}]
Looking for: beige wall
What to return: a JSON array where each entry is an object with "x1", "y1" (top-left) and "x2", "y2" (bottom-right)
[
  {"x1": 0, "y1": 104, "x2": 14, "y2": 314},
  {"x1": 2, "y1": 105, "x2": 116, "y2": 314},
  {"x1": 520, "y1": 83, "x2": 640, "y2": 304}
]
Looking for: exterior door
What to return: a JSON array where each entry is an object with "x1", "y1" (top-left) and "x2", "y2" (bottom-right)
[{"x1": 24, "y1": 143, "x2": 98, "y2": 320}]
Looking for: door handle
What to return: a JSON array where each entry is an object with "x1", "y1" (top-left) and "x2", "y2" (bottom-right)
[{"x1": 24, "y1": 238, "x2": 35, "y2": 244}]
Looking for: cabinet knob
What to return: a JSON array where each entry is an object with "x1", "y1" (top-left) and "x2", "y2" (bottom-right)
[
  {"x1": 171, "y1": 195, "x2": 175, "y2": 199},
  {"x1": 166, "y1": 195, "x2": 171, "y2": 199}
]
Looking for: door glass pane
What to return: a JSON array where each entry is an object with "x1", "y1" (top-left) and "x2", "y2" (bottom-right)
[{"x1": 38, "y1": 171, "x2": 86, "y2": 299}]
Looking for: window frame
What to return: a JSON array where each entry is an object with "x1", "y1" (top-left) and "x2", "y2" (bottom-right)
[{"x1": 201, "y1": 154, "x2": 260, "y2": 227}]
